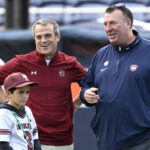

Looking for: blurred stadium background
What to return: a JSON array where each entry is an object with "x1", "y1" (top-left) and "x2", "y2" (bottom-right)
[{"x1": 0, "y1": 0, "x2": 150, "y2": 150}]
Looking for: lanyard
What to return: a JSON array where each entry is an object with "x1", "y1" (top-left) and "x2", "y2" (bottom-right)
[{"x1": 11, "y1": 109, "x2": 33, "y2": 150}]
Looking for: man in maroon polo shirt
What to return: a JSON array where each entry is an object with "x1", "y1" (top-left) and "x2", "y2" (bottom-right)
[{"x1": 0, "y1": 18, "x2": 87, "y2": 150}]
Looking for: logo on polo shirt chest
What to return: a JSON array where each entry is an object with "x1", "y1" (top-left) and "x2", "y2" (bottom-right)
[
  {"x1": 130, "y1": 65, "x2": 138, "y2": 72},
  {"x1": 31, "y1": 71, "x2": 37, "y2": 75},
  {"x1": 101, "y1": 61, "x2": 109, "y2": 72},
  {"x1": 59, "y1": 70, "x2": 65, "y2": 77}
]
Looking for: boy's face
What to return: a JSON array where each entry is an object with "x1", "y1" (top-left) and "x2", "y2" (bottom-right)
[{"x1": 7, "y1": 85, "x2": 30, "y2": 109}]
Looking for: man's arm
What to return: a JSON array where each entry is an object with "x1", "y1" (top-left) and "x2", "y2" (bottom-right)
[
  {"x1": 73, "y1": 94, "x2": 83, "y2": 112},
  {"x1": 0, "y1": 86, "x2": 6, "y2": 103}
]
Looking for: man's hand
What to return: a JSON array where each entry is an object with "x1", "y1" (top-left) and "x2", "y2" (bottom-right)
[{"x1": 84, "y1": 87, "x2": 99, "y2": 104}]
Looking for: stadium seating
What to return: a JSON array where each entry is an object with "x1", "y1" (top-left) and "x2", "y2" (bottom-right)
[
  {"x1": 70, "y1": 0, "x2": 108, "y2": 24},
  {"x1": 29, "y1": 0, "x2": 73, "y2": 25}
]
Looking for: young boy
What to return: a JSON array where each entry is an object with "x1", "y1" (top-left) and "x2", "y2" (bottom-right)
[{"x1": 0, "y1": 72, "x2": 42, "y2": 150}]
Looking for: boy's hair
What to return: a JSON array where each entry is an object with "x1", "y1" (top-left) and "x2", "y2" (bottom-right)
[
  {"x1": 9, "y1": 87, "x2": 17, "y2": 94},
  {"x1": 105, "y1": 3, "x2": 133, "y2": 27}
]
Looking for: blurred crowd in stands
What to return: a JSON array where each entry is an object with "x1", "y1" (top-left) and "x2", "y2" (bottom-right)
[{"x1": 0, "y1": 0, "x2": 150, "y2": 26}]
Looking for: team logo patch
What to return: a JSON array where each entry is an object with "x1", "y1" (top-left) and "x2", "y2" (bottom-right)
[
  {"x1": 130, "y1": 65, "x2": 138, "y2": 72},
  {"x1": 104, "y1": 61, "x2": 109, "y2": 66},
  {"x1": 59, "y1": 70, "x2": 65, "y2": 77}
]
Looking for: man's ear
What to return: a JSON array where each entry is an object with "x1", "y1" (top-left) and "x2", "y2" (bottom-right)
[
  {"x1": 5, "y1": 90, "x2": 11, "y2": 98},
  {"x1": 127, "y1": 19, "x2": 132, "y2": 29},
  {"x1": 56, "y1": 34, "x2": 61, "y2": 42}
]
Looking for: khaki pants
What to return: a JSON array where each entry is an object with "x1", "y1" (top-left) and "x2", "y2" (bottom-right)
[{"x1": 41, "y1": 144, "x2": 73, "y2": 150}]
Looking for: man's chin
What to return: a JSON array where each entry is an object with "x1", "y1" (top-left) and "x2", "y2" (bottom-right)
[
  {"x1": 38, "y1": 49, "x2": 56, "y2": 58},
  {"x1": 109, "y1": 39, "x2": 118, "y2": 45},
  {"x1": 39, "y1": 50, "x2": 51, "y2": 55}
]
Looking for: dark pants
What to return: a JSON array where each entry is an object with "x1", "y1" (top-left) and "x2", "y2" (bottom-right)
[{"x1": 119, "y1": 137, "x2": 150, "y2": 150}]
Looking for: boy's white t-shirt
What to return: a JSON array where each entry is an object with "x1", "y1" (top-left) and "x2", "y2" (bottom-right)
[{"x1": 0, "y1": 106, "x2": 38, "y2": 150}]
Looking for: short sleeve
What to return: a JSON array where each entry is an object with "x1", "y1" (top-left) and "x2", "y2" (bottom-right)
[{"x1": 0, "y1": 109, "x2": 13, "y2": 142}]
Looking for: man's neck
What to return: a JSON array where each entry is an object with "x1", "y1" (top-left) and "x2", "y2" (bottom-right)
[
  {"x1": 126, "y1": 30, "x2": 136, "y2": 45},
  {"x1": 44, "y1": 50, "x2": 57, "y2": 60}
]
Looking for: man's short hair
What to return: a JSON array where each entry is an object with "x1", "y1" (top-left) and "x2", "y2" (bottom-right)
[
  {"x1": 105, "y1": 3, "x2": 133, "y2": 27},
  {"x1": 32, "y1": 18, "x2": 60, "y2": 37}
]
